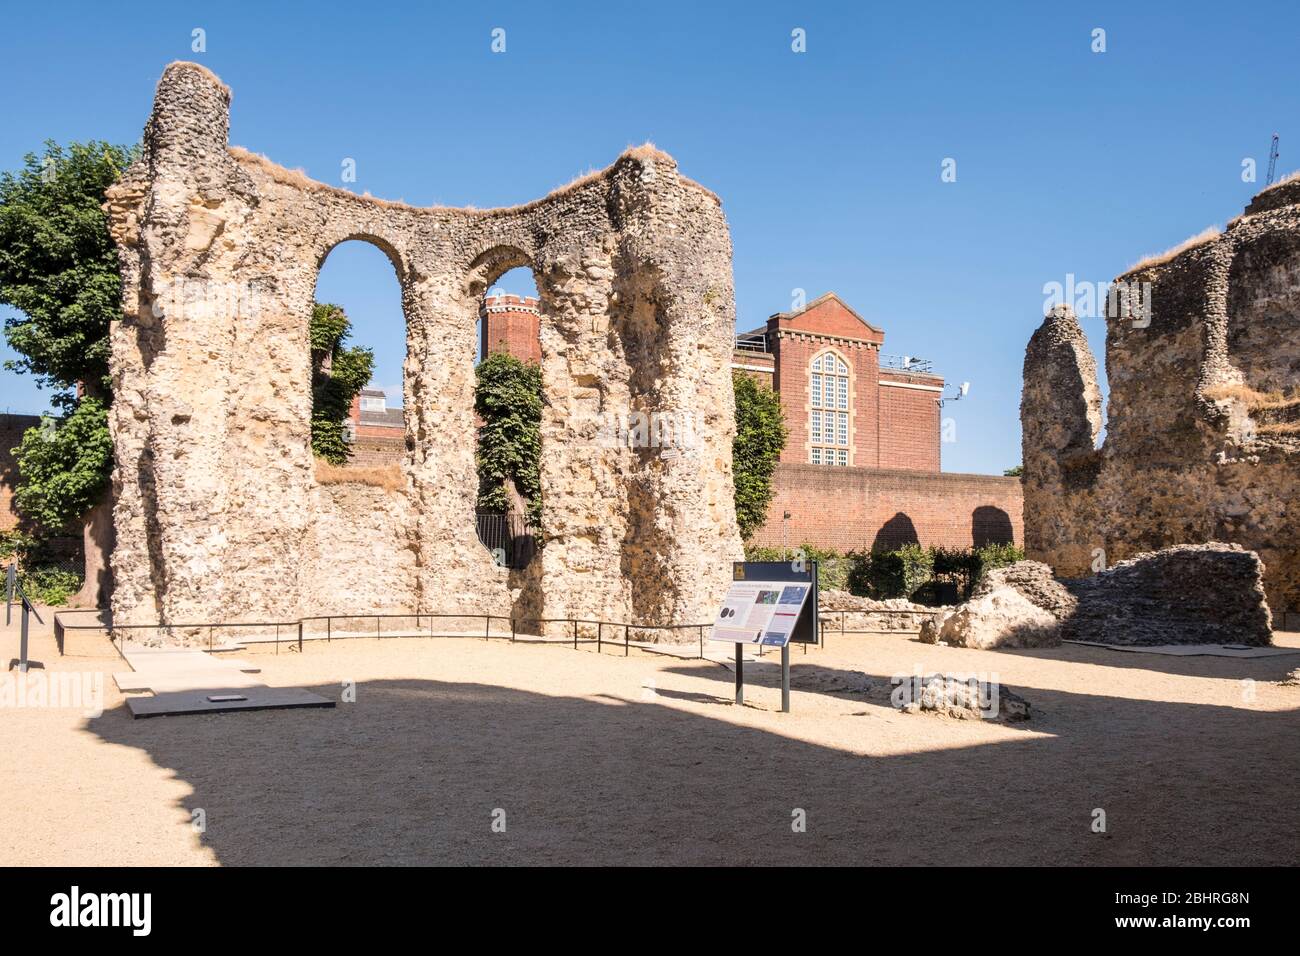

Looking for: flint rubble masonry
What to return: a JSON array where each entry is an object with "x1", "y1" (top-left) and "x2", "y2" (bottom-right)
[
  {"x1": 1022, "y1": 179, "x2": 1300, "y2": 618},
  {"x1": 103, "y1": 62, "x2": 743, "y2": 639}
]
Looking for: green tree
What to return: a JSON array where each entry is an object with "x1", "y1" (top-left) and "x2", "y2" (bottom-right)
[
  {"x1": 1, "y1": 141, "x2": 134, "y2": 402},
  {"x1": 1003, "y1": 464, "x2": 1023, "y2": 477},
  {"x1": 309, "y1": 302, "x2": 374, "y2": 464},
  {"x1": 0, "y1": 140, "x2": 137, "y2": 606},
  {"x1": 475, "y1": 352, "x2": 542, "y2": 525},
  {"x1": 732, "y1": 372, "x2": 788, "y2": 539},
  {"x1": 11, "y1": 397, "x2": 113, "y2": 529}
]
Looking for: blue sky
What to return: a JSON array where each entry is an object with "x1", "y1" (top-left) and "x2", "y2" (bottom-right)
[{"x1": 1, "y1": 0, "x2": 1296, "y2": 474}]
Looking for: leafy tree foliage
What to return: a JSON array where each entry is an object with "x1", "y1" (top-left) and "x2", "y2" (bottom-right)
[
  {"x1": 732, "y1": 372, "x2": 788, "y2": 539},
  {"x1": 1003, "y1": 464, "x2": 1023, "y2": 477},
  {"x1": 11, "y1": 397, "x2": 113, "y2": 531},
  {"x1": 0, "y1": 141, "x2": 135, "y2": 539},
  {"x1": 310, "y1": 302, "x2": 374, "y2": 465},
  {"x1": 474, "y1": 352, "x2": 542, "y2": 525},
  {"x1": 0, "y1": 141, "x2": 136, "y2": 404}
]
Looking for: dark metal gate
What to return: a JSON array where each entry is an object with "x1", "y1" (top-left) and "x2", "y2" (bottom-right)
[{"x1": 475, "y1": 513, "x2": 537, "y2": 569}]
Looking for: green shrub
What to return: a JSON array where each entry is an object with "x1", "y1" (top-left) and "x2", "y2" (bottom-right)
[
  {"x1": 17, "y1": 565, "x2": 82, "y2": 605},
  {"x1": 0, "y1": 530, "x2": 38, "y2": 561},
  {"x1": 475, "y1": 352, "x2": 543, "y2": 526},
  {"x1": 732, "y1": 373, "x2": 787, "y2": 539},
  {"x1": 975, "y1": 542, "x2": 1025, "y2": 573},
  {"x1": 845, "y1": 545, "x2": 931, "y2": 600},
  {"x1": 741, "y1": 543, "x2": 851, "y2": 591},
  {"x1": 310, "y1": 303, "x2": 374, "y2": 465},
  {"x1": 743, "y1": 542, "x2": 1025, "y2": 605}
]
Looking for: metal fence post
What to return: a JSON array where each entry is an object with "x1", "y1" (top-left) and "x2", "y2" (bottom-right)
[
  {"x1": 327, "y1": 617, "x2": 332, "y2": 643},
  {"x1": 597, "y1": 622, "x2": 602, "y2": 653},
  {"x1": 625, "y1": 626, "x2": 629, "y2": 657},
  {"x1": 573, "y1": 619, "x2": 578, "y2": 649},
  {"x1": 510, "y1": 617, "x2": 515, "y2": 643},
  {"x1": 698, "y1": 625, "x2": 704, "y2": 659},
  {"x1": 298, "y1": 620, "x2": 304, "y2": 653}
]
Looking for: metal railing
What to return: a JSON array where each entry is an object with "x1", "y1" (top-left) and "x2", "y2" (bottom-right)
[
  {"x1": 820, "y1": 607, "x2": 943, "y2": 639},
  {"x1": 52, "y1": 610, "x2": 721, "y2": 661},
  {"x1": 52, "y1": 606, "x2": 942, "y2": 661},
  {"x1": 879, "y1": 353, "x2": 934, "y2": 373}
]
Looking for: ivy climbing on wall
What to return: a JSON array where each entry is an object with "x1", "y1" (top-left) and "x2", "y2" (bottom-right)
[
  {"x1": 474, "y1": 351, "x2": 543, "y2": 526},
  {"x1": 310, "y1": 302, "x2": 375, "y2": 465}
]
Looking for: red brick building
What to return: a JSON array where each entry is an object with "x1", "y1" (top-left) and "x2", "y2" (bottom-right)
[
  {"x1": 1, "y1": 413, "x2": 40, "y2": 532},
  {"x1": 346, "y1": 388, "x2": 405, "y2": 467},
  {"x1": 735, "y1": 292, "x2": 1021, "y2": 552},
  {"x1": 733, "y1": 292, "x2": 943, "y2": 470}
]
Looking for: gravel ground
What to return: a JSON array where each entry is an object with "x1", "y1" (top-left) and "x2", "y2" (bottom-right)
[{"x1": 2, "y1": 612, "x2": 1297, "y2": 866}]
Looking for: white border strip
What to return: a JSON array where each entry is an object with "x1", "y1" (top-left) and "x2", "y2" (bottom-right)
[{"x1": 879, "y1": 379, "x2": 943, "y2": 392}]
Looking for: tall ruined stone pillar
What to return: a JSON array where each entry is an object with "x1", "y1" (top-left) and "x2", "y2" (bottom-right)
[
  {"x1": 107, "y1": 63, "x2": 316, "y2": 625},
  {"x1": 1020, "y1": 304, "x2": 1103, "y2": 574},
  {"x1": 401, "y1": 268, "x2": 506, "y2": 612}
]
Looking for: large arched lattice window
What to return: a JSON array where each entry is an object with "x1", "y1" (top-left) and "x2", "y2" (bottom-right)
[{"x1": 810, "y1": 350, "x2": 850, "y2": 465}]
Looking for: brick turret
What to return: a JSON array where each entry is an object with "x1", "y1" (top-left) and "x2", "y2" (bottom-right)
[{"x1": 480, "y1": 294, "x2": 541, "y2": 364}]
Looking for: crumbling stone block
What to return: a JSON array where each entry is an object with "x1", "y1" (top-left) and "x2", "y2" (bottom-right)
[
  {"x1": 1061, "y1": 543, "x2": 1272, "y2": 646},
  {"x1": 929, "y1": 547, "x2": 1272, "y2": 648},
  {"x1": 971, "y1": 560, "x2": 1078, "y2": 619},
  {"x1": 920, "y1": 587, "x2": 1061, "y2": 649},
  {"x1": 896, "y1": 673, "x2": 1031, "y2": 721}
]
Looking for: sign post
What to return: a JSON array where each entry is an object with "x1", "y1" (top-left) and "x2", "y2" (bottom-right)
[
  {"x1": 708, "y1": 561, "x2": 818, "y2": 713},
  {"x1": 6, "y1": 563, "x2": 45, "y2": 673},
  {"x1": 735, "y1": 643, "x2": 744, "y2": 705},
  {"x1": 782, "y1": 643, "x2": 790, "y2": 712}
]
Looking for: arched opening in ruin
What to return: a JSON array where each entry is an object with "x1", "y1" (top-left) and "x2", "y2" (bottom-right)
[
  {"x1": 468, "y1": 248, "x2": 545, "y2": 574},
  {"x1": 310, "y1": 238, "x2": 409, "y2": 478}
]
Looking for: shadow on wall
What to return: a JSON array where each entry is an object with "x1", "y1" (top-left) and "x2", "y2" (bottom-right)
[
  {"x1": 86, "y1": 665, "x2": 1300, "y2": 865},
  {"x1": 872, "y1": 512, "x2": 919, "y2": 551},
  {"x1": 972, "y1": 506, "x2": 1015, "y2": 547}
]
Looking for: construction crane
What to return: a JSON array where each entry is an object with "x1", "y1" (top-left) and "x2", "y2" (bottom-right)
[{"x1": 1266, "y1": 134, "x2": 1280, "y2": 186}]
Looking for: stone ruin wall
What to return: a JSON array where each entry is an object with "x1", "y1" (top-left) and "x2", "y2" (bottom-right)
[
  {"x1": 104, "y1": 62, "x2": 743, "y2": 637},
  {"x1": 1022, "y1": 179, "x2": 1300, "y2": 619}
]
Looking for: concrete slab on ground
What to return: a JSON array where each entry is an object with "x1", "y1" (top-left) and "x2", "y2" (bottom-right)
[
  {"x1": 127, "y1": 687, "x2": 334, "y2": 718},
  {"x1": 117, "y1": 645, "x2": 332, "y2": 718}
]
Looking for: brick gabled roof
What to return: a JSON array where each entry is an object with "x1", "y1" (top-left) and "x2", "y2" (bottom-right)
[{"x1": 768, "y1": 292, "x2": 883, "y2": 335}]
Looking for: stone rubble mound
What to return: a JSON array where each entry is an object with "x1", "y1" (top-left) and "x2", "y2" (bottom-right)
[
  {"x1": 919, "y1": 587, "x2": 1061, "y2": 649},
  {"x1": 897, "y1": 673, "x2": 1032, "y2": 721},
  {"x1": 819, "y1": 589, "x2": 933, "y2": 613},
  {"x1": 923, "y1": 543, "x2": 1273, "y2": 649},
  {"x1": 971, "y1": 560, "x2": 1078, "y2": 619}
]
